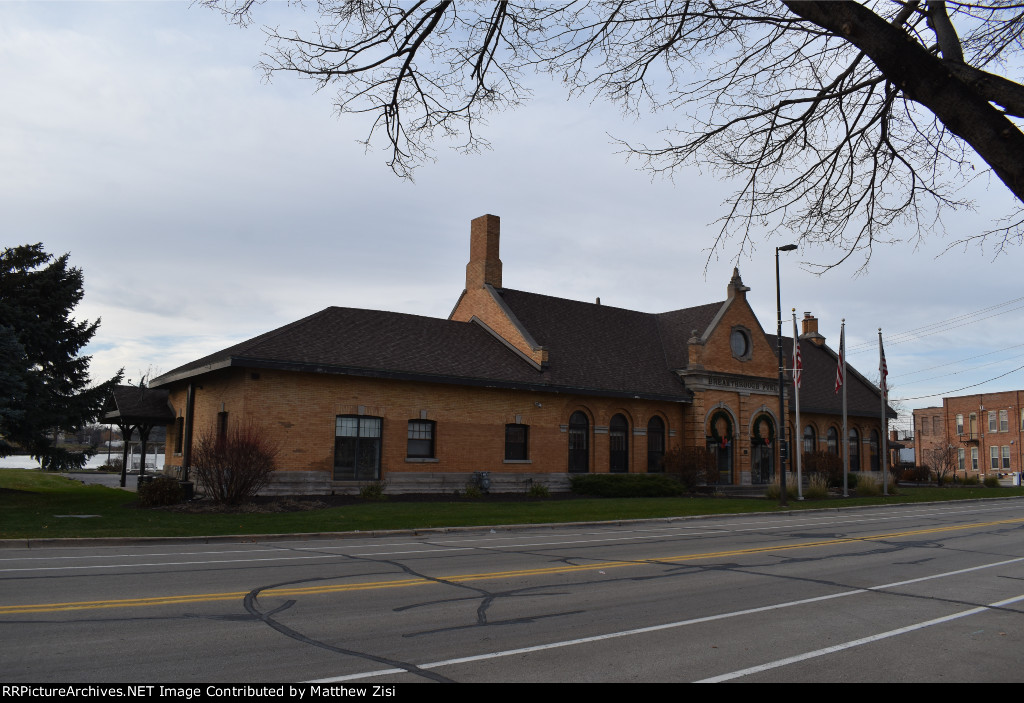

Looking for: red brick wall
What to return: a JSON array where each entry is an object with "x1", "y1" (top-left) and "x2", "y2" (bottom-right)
[{"x1": 162, "y1": 368, "x2": 686, "y2": 479}]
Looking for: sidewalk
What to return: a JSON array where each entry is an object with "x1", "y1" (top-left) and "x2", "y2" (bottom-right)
[{"x1": 60, "y1": 471, "x2": 138, "y2": 492}]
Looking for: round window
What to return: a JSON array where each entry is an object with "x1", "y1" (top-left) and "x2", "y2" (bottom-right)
[{"x1": 730, "y1": 329, "x2": 750, "y2": 358}]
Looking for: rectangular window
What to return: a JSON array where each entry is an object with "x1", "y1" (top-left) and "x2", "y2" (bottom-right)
[
  {"x1": 407, "y1": 420, "x2": 435, "y2": 459},
  {"x1": 958, "y1": 448, "x2": 965, "y2": 472},
  {"x1": 505, "y1": 424, "x2": 529, "y2": 461},
  {"x1": 1000, "y1": 410, "x2": 1009, "y2": 432},
  {"x1": 174, "y1": 417, "x2": 184, "y2": 455},
  {"x1": 919, "y1": 418, "x2": 926, "y2": 436},
  {"x1": 1003, "y1": 446, "x2": 1011, "y2": 470},
  {"x1": 334, "y1": 416, "x2": 382, "y2": 480},
  {"x1": 989, "y1": 411, "x2": 998, "y2": 433},
  {"x1": 956, "y1": 414, "x2": 964, "y2": 435},
  {"x1": 971, "y1": 447, "x2": 979, "y2": 471},
  {"x1": 991, "y1": 446, "x2": 999, "y2": 470},
  {"x1": 933, "y1": 417, "x2": 941, "y2": 435},
  {"x1": 216, "y1": 411, "x2": 229, "y2": 444}
]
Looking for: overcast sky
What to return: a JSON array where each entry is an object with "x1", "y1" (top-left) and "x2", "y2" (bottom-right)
[{"x1": 3, "y1": 1, "x2": 1023, "y2": 435}]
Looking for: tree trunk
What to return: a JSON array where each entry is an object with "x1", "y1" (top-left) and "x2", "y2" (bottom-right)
[{"x1": 783, "y1": 1, "x2": 1024, "y2": 204}]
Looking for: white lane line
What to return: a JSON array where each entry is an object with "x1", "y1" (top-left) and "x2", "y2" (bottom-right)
[
  {"x1": 697, "y1": 592, "x2": 1024, "y2": 683},
  {"x1": 304, "y1": 556, "x2": 1024, "y2": 683}
]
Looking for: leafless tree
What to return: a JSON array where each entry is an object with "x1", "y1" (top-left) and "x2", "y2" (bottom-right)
[
  {"x1": 202, "y1": 1, "x2": 1024, "y2": 265},
  {"x1": 927, "y1": 443, "x2": 959, "y2": 484}
]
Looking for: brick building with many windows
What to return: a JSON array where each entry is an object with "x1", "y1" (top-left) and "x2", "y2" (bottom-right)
[
  {"x1": 914, "y1": 391, "x2": 1024, "y2": 478},
  {"x1": 150, "y1": 215, "x2": 893, "y2": 494}
]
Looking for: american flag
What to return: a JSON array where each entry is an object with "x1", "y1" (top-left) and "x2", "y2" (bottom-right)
[
  {"x1": 879, "y1": 333, "x2": 888, "y2": 400},
  {"x1": 792, "y1": 316, "x2": 802, "y2": 390},
  {"x1": 834, "y1": 324, "x2": 845, "y2": 395}
]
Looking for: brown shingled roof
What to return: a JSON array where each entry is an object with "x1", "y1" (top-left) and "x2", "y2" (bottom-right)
[
  {"x1": 150, "y1": 289, "x2": 885, "y2": 414},
  {"x1": 151, "y1": 304, "x2": 691, "y2": 401},
  {"x1": 104, "y1": 385, "x2": 175, "y2": 424},
  {"x1": 771, "y1": 334, "x2": 896, "y2": 419}
]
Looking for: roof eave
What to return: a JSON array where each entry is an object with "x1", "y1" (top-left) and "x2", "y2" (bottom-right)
[
  {"x1": 150, "y1": 358, "x2": 234, "y2": 387},
  {"x1": 155, "y1": 355, "x2": 692, "y2": 403}
]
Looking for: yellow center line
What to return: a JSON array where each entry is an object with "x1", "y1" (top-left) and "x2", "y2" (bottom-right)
[{"x1": 4, "y1": 516, "x2": 1022, "y2": 615}]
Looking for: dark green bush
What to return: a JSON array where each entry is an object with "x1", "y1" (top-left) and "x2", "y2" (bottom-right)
[
  {"x1": 527, "y1": 482, "x2": 550, "y2": 498},
  {"x1": 984, "y1": 475, "x2": 1001, "y2": 488},
  {"x1": 137, "y1": 476, "x2": 185, "y2": 507},
  {"x1": 359, "y1": 480, "x2": 388, "y2": 500},
  {"x1": 570, "y1": 474, "x2": 684, "y2": 497}
]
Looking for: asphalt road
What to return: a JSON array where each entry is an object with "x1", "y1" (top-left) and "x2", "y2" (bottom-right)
[{"x1": 2, "y1": 499, "x2": 1024, "y2": 682}]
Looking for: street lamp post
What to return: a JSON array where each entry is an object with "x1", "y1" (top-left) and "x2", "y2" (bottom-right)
[{"x1": 776, "y1": 244, "x2": 798, "y2": 506}]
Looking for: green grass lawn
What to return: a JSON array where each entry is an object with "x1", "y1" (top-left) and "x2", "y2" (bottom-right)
[{"x1": 2, "y1": 469, "x2": 1022, "y2": 540}]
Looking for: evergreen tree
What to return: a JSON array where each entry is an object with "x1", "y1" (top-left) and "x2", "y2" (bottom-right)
[{"x1": 0, "y1": 244, "x2": 123, "y2": 470}]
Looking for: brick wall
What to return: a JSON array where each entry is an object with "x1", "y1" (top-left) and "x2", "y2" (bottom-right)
[{"x1": 162, "y1": 368, "x2": 686, "y2": 482}]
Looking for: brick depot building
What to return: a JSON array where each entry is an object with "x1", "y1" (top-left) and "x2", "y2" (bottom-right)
[
  {"x1": 151, "y1": 215, "x2": 893, "y2": 494},
  {"x1": 914, "y1": 391, "x2": 1024, "y2": 477}
]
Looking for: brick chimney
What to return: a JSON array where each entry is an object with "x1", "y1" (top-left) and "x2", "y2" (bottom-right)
[
  {"x1": 466, "y1": 214, "x2": 502, "y2": 290},
  {"x1": 801, "y1": 311, "x2": 827, "y2": 346}
]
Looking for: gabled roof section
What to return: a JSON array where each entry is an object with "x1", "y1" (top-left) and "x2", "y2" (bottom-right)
[
  {"x1": 150, "y1": 304, "x2": 691, "y2": 401},
  {"x1": 151, "y1": 307, "x2": 541, "y2": 387},
  {"x1": 654, "y1": 301, "x2": 724, "y2": 369},
  {"x1": 495, "y1": 289, "x2": 692, "y2": 400},
  {"x1": 104, "y1": 385, "x2": 174, "y2": 425},
  {"x1": 771, "y1": 333, "x2": 897, "y2": 419}
]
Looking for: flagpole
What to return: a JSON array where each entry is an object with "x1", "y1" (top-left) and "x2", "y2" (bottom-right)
[
  {"x1": 880, "y1": 328, "x2": 889, "y2": 497},
  {"x1": 793, "y1": 310, "x2": 803, "y2": 500},
  {"x1": 842, "y1": 320, "x2": 849, "y2": 498}
]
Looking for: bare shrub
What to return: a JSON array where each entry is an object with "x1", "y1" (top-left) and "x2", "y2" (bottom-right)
[
  {"x1": 661, "y1": 447, "x2": 716, "y2": 491},
  {"x1": 191, "y1": 422, "x2": 279, "y2": 505},
  {"x1": 803, "y1": 451, "x2": 843, "y2": 487},
  {"x1": 901, "y1": 465, "x2": 931, "y2": 483}
]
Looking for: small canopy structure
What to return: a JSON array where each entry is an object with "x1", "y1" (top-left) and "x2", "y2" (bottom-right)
[{"x1": 103, "y1": 385, "x2": 175, "y2": 488}]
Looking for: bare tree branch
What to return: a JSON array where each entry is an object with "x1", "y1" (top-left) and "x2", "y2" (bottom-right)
[{"x1": 200, "y1": 0, "x2": 1024, "y2": 265}]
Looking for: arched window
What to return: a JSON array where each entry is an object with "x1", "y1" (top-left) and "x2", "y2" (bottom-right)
[
  {"x1": 848, "y1": 428, "x2": 860, "y2": 472},
  {"x1": 803, "y1": 425, "x2": 816, "y2": 455},
  {"x1": 609, "y1": 414, "x2": 629, "y2": 473},
  {"x1": 827, "y1": 427, "x2": 839, "y2": 455},
  {"x1": 568, "y1": 411, "x2": 589, "y2": 473},
  {"x1": 647, "y1": 416, "x2": 665, "y2": 472},
  {"x1": 750, "y1": 413, "x2": 775, "y2": 485},
  {"x1": 706, "y1": 410, "x2": 734, "y2": 484},
  {"x1": 869, "y1": 430, "x2": 880, "y2": 471}
]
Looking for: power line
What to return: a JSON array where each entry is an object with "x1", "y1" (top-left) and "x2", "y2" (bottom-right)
[
  {"x1": 897, "y1": 351, "x2": 1024, "y2": 387},
  {"x1": 847, "y1": 295, "x2": 1024, "y2": 352},
  {"x1": 897, "y1": 342, "x2": 1024, "y2": 379},
  {"x1": 891, "y1": 363, "x2": 1024, "y2": 402}
]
